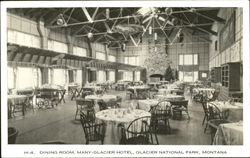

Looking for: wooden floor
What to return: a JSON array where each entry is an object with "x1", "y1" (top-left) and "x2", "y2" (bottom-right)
[{"x1": 8, "y1": 89, "x2": 211, "y2": 145}]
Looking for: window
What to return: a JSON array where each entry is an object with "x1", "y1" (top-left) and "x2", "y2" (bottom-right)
[
  {"x1": 73, "y1": 46, "x2": 87, "y2": 57},
  {"x1": 184, "y1": 55, "x2": 193, "y2": 65},
  {"x1": 124, "y1": 56, "x2": 139, "y2": 66},
  {"x1": 109, "y1": 71, "x2": 115, "y2": 82},
  {"x1": 17, "y1": 67, "x2": 34, "y2": 89},
  {"x1": 179, "y1": 71, "x2": 198, "y2": 82},
  {"x1": 135, "y1": 71, "x2": 141, "y2": 81},
  {"x1": 76, "y1": 70, "x2": 82, "y2": 86},
  {"x1": 179, "y1": 55, "x2": 183, "y2": 65},
  {"x1": 202, "y1": 73, "x2": 207, "y2": 78},
  {"x1": 193, "y1": 54, "x2": 198, "y2": 65},
  {"x1": 97, "y1": 70, "x2": 106, "y2": 82},
  {"x1": 96, "y1": 52, "x2": 106, "y2": 60},
  {"x1": 108, "y1": 55, "x2": 116, "y2": 62},
  {"x1": 8, "y1": 66, "x2": 15, "y2": 89},
  {"x1": 123, "y1": 71, "x2": 133, "y2": 81},
  {"x1": 7, "y1": 30, "x2": 40, "y2": 48},
  {"x1": 48, "y1": 40, "x2": 68, "y2": 53},
  {"x1": 179, "y1": 54, "x2": 198, "y2": 65},
  {"x1": 53, "y1": 69, "x2": 66, "y2": 86}
]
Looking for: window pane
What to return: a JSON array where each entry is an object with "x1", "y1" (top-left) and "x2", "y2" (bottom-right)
[
  {"x1": 96, "y1": 52, "x2": 105, "y2": 60},
  {"x1": 179, "y1": 55, "x2": 183, "y2": 65},
  {"x1": 184, "y1": 54, "x2": 193, "y2": 65},
  {"x1": 193, "y1": 54, "x2": 198, "y2": 65},
  {"x1": 17, "y1": 67, "x2": 34, "y2": 89},
  {"x1": 8, "y1": 66, "x2": 14, "y2": 89}
]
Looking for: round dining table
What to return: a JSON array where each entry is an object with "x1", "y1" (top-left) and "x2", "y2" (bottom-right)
[
  {"x1": 85, "y1": 94, "x2": 117, "y2": 102},
  {"x1": 138, "y1": 99, "x2": 159, "y2": 112},
  {"x1": 154, "y1": 94, "x2": 185, "y2": 101},
  {"x1": 95, "y1": 108, "x2": 151, "y2": 144},
  {"x1": 8, "y1": 95, "x2": 29, "y2": 117},
  {"x1": 208, "y1": 101, "x2": 243, "y2": 122}
]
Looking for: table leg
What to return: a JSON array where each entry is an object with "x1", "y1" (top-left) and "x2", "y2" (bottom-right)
[
  {"x1": 71, "y1": 89, "x2": 79, "y2": 100},
  {"x1": 59, "y1": 91, "x2": 66, "y2": 103}
]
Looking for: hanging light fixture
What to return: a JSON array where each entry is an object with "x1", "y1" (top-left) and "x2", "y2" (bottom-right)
[
  {"x1": 56, "y1": 14, "x2": 67, "y2": 26},
  {"x1": 149, "y1": 26, "x2": 152, "y2": 35},
  {"x1": 154, "y1": 32, "x2": 158, "y2": 41},
  {"x1": 106, "y1": 9, "x2": 110, "y2": 19},
  {"x1": 87, "y1": 32, "x2": 93, "y2": 39}
]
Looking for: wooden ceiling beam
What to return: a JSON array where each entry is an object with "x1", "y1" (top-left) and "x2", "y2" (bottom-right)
[
  {"x1": 189, "y1": 10, "x2": 226, "y2": 24},
  {"x1": 45, "y1": 8, "x2": 70, "y2": 26},
  {"x1": 172, "y1": 15, "x2": 218, "y2": 36}
]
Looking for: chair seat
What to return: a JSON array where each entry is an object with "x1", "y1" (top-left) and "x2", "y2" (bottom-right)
[
  {"x1": 88, "y1": 132, "x2": 104, "y2": 141},
  {"x1": 208, "y1": 119, "x2": 231, "y2": 129},
  {"x1": 125, "y1": 135, "x2": 150, "y2": 144}
]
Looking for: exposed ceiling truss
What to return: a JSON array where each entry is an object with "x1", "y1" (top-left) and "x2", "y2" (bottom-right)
[{"x1": 8, "y1": 7, "x2": 224, "y2": 47}]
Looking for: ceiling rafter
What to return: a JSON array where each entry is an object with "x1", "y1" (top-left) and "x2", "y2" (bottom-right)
[
  {"x1": 172, "y1": 15, "x2": 218, "y2": 36},
  {"x1": 45, "y1": 8, "x2": 71, "y2": 26},
  {"x1": 74, "y1": 22, "x2": 216, "y2": 38},
  {"x1": 184, "y1": 8, "x2": 226, "y2": 24}
]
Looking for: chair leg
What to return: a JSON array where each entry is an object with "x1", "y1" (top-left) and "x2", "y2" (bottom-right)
[
  {"x1": 186, "y1": 110, "x2": 190, "y2": 119},
  {"x1": 204, "y1": 122, "x2": 208, "y2": 133},
  {"x1": 202, "y1": 115, "x2": 206, "y2": 125},
  {"x1": 75, "y1": 109, "x2": 79, "y2": 120}
]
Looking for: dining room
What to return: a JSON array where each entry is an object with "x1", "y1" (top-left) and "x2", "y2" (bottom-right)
[{"x1": 6, "y1": 6, "x2": 244, "y2": 146}]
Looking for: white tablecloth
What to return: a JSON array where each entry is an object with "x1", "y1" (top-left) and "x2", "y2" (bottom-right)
[
  {"x1": 138, "y1": 99, "x2": 159, "y2": 111},
  {"x1": 96, "y1": 108, "x2": 151, "y2": 124},
  {"x1": 213, "y1": 122, "x2": 243, "y2": 145},
  {"x1": 208, "y1": 101, "x2": 243, "y2": 122},
  {"x1": 154, "y1": 94, "x2": 185, "y2": 101},
  {"x1": 85, "y1": 95, "x2": 117, "y2": 102},
  {"x1": 83, "y1": 86, "x2": 102, "y2": 92},
  {"x1": 96, "y1": 108, "x2": 151, "y2": 144}
]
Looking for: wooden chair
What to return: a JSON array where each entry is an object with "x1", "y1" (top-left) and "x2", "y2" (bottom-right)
[
  {"x1": 136, "y1": 89, "x2": 149, "y2": 99},
  {"x1": 204, "y1": 102, "x2": 229, "y2": 134},
  {"x1": 119, "y1": 116, "x2": 158, "y2": 145},
  {"x1": 201, "y1": 98, "x2": 210, "y2": 127},
  {"x1": 207, "y1": 119, "x2": 231, "y2": 144},
  {"x1": 116, "y1": 96, "x2": 122, "y2": 108},
  {"x1": 80, "y1": 112, "x2": 106, "y2": 144},
  {"x1": 75, "y1": 99, "x2": 94, "y2": 120},
  {"x1": 150, "y1": 100, "x2": 172, "y2": 134},
  {"x1": 170, "y1": 100, "x2": 190, "y2": 120},
  {"x1": 97, "y1": 100, "x2": 108, "y2": 111},
  {"x1": 126, "y1": 89, "x2": 135, "y2": 99}
]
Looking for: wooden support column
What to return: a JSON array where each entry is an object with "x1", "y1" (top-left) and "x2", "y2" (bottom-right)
[
  {"x1": 133, "y1": 71, "x2": 136, "y2": 81},
  {"x1": 66, "y1": 28, "x2": 74, "y2": 54},
  {"x1": 37, "y1": 20, "x2": 49, "y2": 49},
  {"x1": 82, "y1": 66, "x2": 87, "y2": 86},
  {"x1": 115, "y1": 69, "x2": 119, "y2": 82},
  {"x1": 106, "y1": 70, "x2": 109, "y2": 81}
]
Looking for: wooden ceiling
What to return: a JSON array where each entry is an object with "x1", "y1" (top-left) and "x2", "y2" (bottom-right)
[{"x1": 8, "y1": 7, "x2": 224, "y2": 46}]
